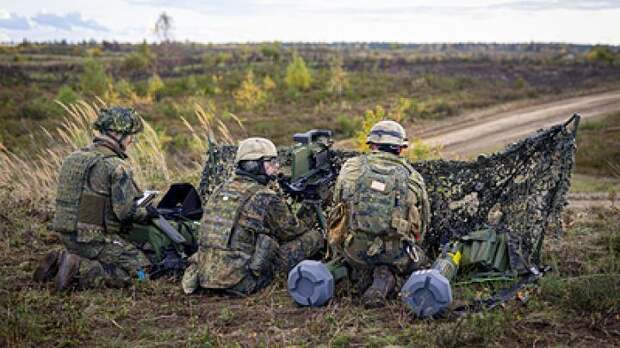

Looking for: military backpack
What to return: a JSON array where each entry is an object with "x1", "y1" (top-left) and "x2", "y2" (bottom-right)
[{"x1": 347, "y1": 155, "x2": 415, "y2": 241}]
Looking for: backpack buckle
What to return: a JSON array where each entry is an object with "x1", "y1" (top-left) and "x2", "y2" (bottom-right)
[{"x1": 406, "y1": 243, "x2": 420, "y2": 263}]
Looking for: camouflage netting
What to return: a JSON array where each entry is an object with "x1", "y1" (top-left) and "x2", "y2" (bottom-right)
[
  {"x1": 198, "y1": 143, "x2": 238, "y2": 199},
  {"x1": 414, "y1": 115, "x2": 579, "y2": 273},
  {"x1": 199, "y1": 115, "x2": 580, "y2": 274}
]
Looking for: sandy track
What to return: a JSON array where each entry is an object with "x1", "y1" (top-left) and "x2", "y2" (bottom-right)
[
  {"x1": 418, "y1": 89, "x2": 620, "y2": 158},
  {"x1": 568, "y1": 199, "x2": 618, "y2": 209}
]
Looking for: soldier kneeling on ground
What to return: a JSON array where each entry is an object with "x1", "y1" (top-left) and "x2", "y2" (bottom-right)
[
  {"x1": 33, "y1": 107, "x2": 197, "y2": 291},
  {"x1": 182, "y1": 137, "x2": 324, "y2": 296},
  {"x1": 329, "y1": 120, "x2": 431, "y2": 308}
]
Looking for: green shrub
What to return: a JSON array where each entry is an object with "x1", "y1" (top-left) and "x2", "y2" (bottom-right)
[
  {"x1": 86, "y1": 47, "x2": 103, "y2": 57},
  {"x1": 514, "y1": 76, "x2": 529, "y2": 89},
  {"x1": 260, "y1": 42, "x2": 283, "y2": 62},
  {"x1": 391, "y1": 97, "x2": 413, "y2": 122},
  {"x1": 326, "y1": 57, "x2": 348, "y2": 96},
  {"x1": 285, "y1": 53, "x2": 312, "y2": 91},
  {"x1": 122, "y1": 53, "x2": 151, "y2": 75},
  {"x1": 147, "y1": 74, "x2": 165, "y2": 102},
  {"x1": 336, "y1": 114, "x2": 361, "y2": 138},
  {"x1": 79, "y1": 58, "x2": 110, "y2": 97},
  {"x1": 184, "y1": 75, "x2": 201, "y2": 96},
  {"x1": 405, "y1": 138, "x2": 442, "y2": 161},
  {"x1": 20, "y1": 97, "x2": 58, "y2": 120},
  {"x1": 114, "y1": 79, "x2": 136, "y2": 100},
  {"x1": 262, "y1": 75, "x2": 276, "y2": 91},
  {"x1": 203, "y1": 52, "x2": 232, "y2": 68},
  {"x1": 121, "y1": 42, "x2": 155, "y2": 76},
  {"x1": 355, "y1": 105, "x2": 386, "y2": 152},
  {"x1": 576, "y1": 112, "x2": 620, "y2": 176},
  {"x1": 585, "y1": 45, "x2": 617, "y2": 65},
  {"x1": 422, "y1": 73, "x2": 471, "y2": 92},
  {"x1": 233, "y1": 70, "x2": 266, "y2": 110},
  {"x1": 407, "y1": 97, "x2": 456, "y2": 120},
  {"x1": 353, "y1": 104, "x2": 441, "y2": 158},
  {"x1": 56, "y1": 86, "x2": 79, "y2": 105},
  {"x1": 541, "y1": 274, "x2": 620, "y2": 313}
]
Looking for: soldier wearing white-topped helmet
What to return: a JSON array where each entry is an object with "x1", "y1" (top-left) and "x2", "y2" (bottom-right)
[{"x1": 182, "y1": 137, "x2": 323, "y2": 295}]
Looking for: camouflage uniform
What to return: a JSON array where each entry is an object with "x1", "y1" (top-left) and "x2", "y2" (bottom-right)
[
  {"x1": 332, "y1": 151, "x2": 430, "y2": 280},
  {"x1": 41, "y1": 107, "x2": 195, "y2": 289},
  {"x1": 329, "y1": 121, "x2": 430, "y2": 304},
  {"x1": 182, "y1": 173, "x2": 323, "y2": 296}
]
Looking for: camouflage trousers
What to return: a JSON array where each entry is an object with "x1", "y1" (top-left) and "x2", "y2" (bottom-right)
[
  {"x1": 233, "y1": 228, "x2": 324, "y2": 295},
  {"x1": 60, "y1": 221, "x2": 197, "y2": 289},
  {"x1": 183, "y1": 229, "x2": 323, "y2": 296},
  {"x1": 341, "y1": 234, "x2": 428, "y2": 292}
]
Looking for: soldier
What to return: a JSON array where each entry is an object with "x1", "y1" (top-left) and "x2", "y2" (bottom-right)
[
  {"x1": 329, "y1": 120, "x2": 431, "y2": 308},
  {"x1": 33, "y1": 107, "x2": 196, "y2": 291},
  {"x1": 182, "y1": 137, "x2": 323, "y2": 296}
]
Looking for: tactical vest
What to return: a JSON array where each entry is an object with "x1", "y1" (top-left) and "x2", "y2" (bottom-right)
[
  {"x1": 51, "y1": 149, "x2": 109, "y2": 234},
  {"x1": 201, "y1": 179, "x2": 263, "y2": 250},
  {"x1": 197, "y1": 177, "x2": 263, "y2": 288},
  {"x1": 348, "y1": 155, "x2": 414, "y2": 242}
]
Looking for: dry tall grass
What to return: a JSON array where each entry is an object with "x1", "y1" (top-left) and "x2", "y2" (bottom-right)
[
  {"x1": 0, "y1": 99, "x2": 240, "y2": 208},
  {"x1": 180, "y1": 102, "x2": 244, "y2": 160}
]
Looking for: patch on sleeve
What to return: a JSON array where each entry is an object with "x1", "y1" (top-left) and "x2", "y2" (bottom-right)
[{"x1": 370, "y1": 180, "x2": 386, "y2": 192}]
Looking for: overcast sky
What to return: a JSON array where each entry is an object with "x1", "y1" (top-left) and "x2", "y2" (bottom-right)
[{"x1": 1, "y1": 0, "x2": 619, "y2": 44}]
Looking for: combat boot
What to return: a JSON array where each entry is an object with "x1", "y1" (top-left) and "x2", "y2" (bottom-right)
[
  {"x1": 33, "y1": 250, "x2": 64, "y2": 282},
  {"x1": 362, "y1": 265, "x2": 396, "y2": 308},
  {"x1": 55, "y1": 252, "x2": 82, "y2": 292}
]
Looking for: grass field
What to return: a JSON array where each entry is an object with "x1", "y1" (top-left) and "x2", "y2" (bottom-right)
[
  {"x1": 1, "y1": 204, "x2": 618, "y2": 346},
  {"x1": 3, "y1": 42, "x2": 620, "y2": 154},
  {"x1": 0, "y1": 108, "x2": 619, "y2": 347},
  {"x1": 2, "y1": 43, "x2": 620, "y2": 347}
]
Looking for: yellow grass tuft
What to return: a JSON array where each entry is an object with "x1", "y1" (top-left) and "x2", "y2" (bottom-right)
[{"x1": 0, "y1": 98, "x2": 242, "y2": 207}]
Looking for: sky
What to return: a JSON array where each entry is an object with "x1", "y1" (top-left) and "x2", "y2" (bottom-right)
[{"x1": 0, "y1": 0, "x2": 619, "y2": 44}]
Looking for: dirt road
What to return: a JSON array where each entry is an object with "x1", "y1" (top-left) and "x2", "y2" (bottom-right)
[{"x1": 417, "y1": 89, "x2": 620, "y2": 158}]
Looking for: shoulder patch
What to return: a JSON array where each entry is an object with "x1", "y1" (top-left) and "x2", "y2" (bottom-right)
[{"x1": 370, "y1": 180, "x2": 386, "y2": 192}]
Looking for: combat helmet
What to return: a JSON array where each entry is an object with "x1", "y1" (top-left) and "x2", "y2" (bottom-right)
[
  {"x1": 93, "y1": 107, "x2": 144, "y2": 136},
  {"x1": 366, "y1": 120, "x2": 408, "y2": 147},
  {"x1": 235, "y1": 137, "x2": 278, "y2": 163}
]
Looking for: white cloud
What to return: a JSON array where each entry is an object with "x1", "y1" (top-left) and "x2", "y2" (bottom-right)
[
  {"x1": 32, "y1": 12, "x2": 107, "y2": 31},
  {"x1": 0, "y1": 1, "x2": 619, "y2": 44},
  {"x1": 0, "y1": 12, "x2": 31, "y2": 30}
]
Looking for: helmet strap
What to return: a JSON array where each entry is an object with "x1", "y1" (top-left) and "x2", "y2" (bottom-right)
[{"x1": 104, "y1": 131, "x2": 127, "y2": 152}]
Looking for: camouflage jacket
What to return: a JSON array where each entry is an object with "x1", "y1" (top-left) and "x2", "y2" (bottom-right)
[
  {"x1": 332, "y1": 151, "x2": 430, "y2": 261},
  {"x1": 188, "y1": 173, "x2": 315, "y2": 289},
  {"x1": 52, "y1": 137, "x2": 148, "y2": 238}
]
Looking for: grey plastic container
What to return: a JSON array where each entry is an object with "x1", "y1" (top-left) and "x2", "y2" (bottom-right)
[
  {"x1": 287, "y1": 260, "x2": 334, "y2": 307},
  {"x1": 401, "y1": 269, "x2": 453, "y2": 318}
]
